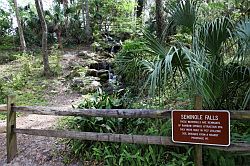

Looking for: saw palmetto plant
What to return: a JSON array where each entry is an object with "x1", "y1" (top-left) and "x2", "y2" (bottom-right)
[{"x1": 139, "y1": 0, "x2": 250, "y2": 110}]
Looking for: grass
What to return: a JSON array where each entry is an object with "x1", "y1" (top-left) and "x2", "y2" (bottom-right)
[
  {"x1": 0, "y1": 51, "x2": 63, "y2": 120},
  {"x1": 0, "y1": 113, "x2": 6, "y2": 120}
]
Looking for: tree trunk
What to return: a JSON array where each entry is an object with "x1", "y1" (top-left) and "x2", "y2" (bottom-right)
[
  {"x1": 155, "y1": 0, "x2": 165, "y2": 39},
  {"x1": 63, "y1": 0, "x2": 69, "y2": 40},
  {"x1": 13, "y1": 0, "x2": 26, "y2": 52},
  {"x1": 56, "y1": 29, "x2": 62, "y2": 50},
  {"x1": 35, "y1": 0, "x2": 51, "y2": 76},
  {"x1": 85, "y1": 0, "x2": 92, "y2": 42},
  {"x1": 82, "y1": 0, "x2": 86, "y2": 28}
]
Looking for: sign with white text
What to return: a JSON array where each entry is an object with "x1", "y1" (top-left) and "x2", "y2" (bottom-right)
[{"x1": 172, "y1": 110, "x2": 230, "y2": 146}]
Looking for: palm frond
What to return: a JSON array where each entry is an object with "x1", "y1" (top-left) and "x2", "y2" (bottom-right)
[
  {"x1": 235, "y1": 17, "x2": 250, "y2": 63},
  {"x1": 168, "y1": 0, "x2": 198, "y2": 30},
  {"x1": 242, "y1": 87, "x2": 250, "y2": 110},
  {"x1": 198, "y1": 17, "x2": 233, "y2": 58},
  {"x1": 143, "y1": 30, "x2": 168, "y2": 59}
]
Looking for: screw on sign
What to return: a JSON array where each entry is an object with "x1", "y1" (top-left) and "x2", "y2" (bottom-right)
[{"x1": 172, "y1": 110, "x2": 230, "y2": 146}]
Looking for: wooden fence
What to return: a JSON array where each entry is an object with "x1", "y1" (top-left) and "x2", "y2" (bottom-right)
[{"x1": 0, "y1": 95, "x2": 250, "y2": 165}]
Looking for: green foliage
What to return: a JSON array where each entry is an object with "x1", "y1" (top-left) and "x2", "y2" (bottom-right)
[
  {"x1": 167, "y1": 0, "x2": 198, "y2": 31},
  {"x1": 77, "y1": 89, "x2": 123, "y2": 109},
  {"x1": 0, "y1": 8, "x2": 14, "y2": 50},
  {"x1": 49, "y1": 46, "x2": 63, "y2": 76},
  {"x1": 90, "y1": 0, "x2": 136, "y2": 32},
  {"x1": 115, "y1": 39, "x2": 148, "y2": 87},
  {"x1": 192, "y1": 17, "x2": 250, "y2": 109},
  {"x1": 0, "y1": 51, "x2": 17, "y2": 64},
  {"x1": 137, "y1": 13, "x2": 249, "y2": 110},
  {"x1": 59, "y1": 90, "x2": 182, "y2": 165},
  {"x1": 166, "y1": 147, "x2": 194, "y2": 166},
  {"x1": 198, "y1": 17, "x2": 232, "y2": 56},
  {"x1": 231, "y1": 120, "x2": 250, "y2": 143},
  {"x1": 0, "y1": 8, "x2": 12, "y2": 38},
  {"x1": 0, "y1": 53, "x2": 48, "y2": 106},
  {"x1": 204, "y1": 149, "x2": 250, "y2": 166},
  {"x1": 20, "y1": 7, "x2": 42, "y2": 46},
  {"x1": 141, "y1": 31, "x2": 191, "y2": 97}
]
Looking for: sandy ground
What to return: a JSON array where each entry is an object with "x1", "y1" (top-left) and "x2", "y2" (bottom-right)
[{"x1": 0, "y1": 51, "x2": 85, "y2": 165}]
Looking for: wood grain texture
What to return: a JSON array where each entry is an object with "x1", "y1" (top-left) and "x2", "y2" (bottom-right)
[
  {"x1": 12, "y1": 106, "x2": 171, "y2": 118},
  {"x1": 14, "y1": 128, "x2": 250, "y2": 152},
  {"x1": 7, "y1": 95, "x2": 17, "y2": 163},
  {"x1": 14, "y1": 128, "x2": 180, "y2": 146},
  {"x1": 12, "y1": 106, "x2": 250, "y2": 120},
  {"x1": 0, "y1": 104, "x2": 7, "y2": 112},
  {"x1": 229, "y1": 111, "x2": 250, "y2": 120}
]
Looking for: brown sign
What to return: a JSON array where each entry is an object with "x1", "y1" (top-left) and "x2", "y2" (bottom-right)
[{"x1": 172, "y1": 110, "x2": 230, "y2": 146}]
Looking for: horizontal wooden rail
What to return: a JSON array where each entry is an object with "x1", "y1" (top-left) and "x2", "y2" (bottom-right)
[
  {"x1": 12, "y1": 106, "x2": 250, "y2": 120},
  {"x1": 14, "y1": 128, "x2": 250, "y2": 152},
  {"x1": 205, "y1": 143, "x2": 250, "y2": 152},
  {"x1": 13, "y1": 106, "x2": 171, "y2": 118},
  {"x1": 14, "y1": 128, "x2": 179, "y2": 146},
  {"x1": 229, "y1": 111, "x2": 250, "y2": 120},
  {"x1": 0, "y1": 104, "x2": 7, "y2": 112},
  {"x1": 4, "y1": 95, "x2": 250, "y2": 164}
]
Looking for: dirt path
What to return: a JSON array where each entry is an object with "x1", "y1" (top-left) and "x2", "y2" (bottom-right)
[{"x1": 0, "y1": 51, "x2": 86, "y2": 165}]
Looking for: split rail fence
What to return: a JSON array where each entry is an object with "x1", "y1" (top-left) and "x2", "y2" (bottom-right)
[{"x1": 0, "y1": 95, "x2": 250, "y2": 165}]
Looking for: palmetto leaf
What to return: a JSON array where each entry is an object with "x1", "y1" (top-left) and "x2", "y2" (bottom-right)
[
  {"x1": 143, "y1": 30, "x2": 168, "y2": 59},
  {"x1": 198, "y1": 17, "x2": 233, "y2": 57},
  {"x1": 236, "y1": 18, "x2": 250, "y2": 42},
  {"x1": 141, "y1": 31, "x2": 192, "y2": 95},
  {"x1": 235, "y1": 17, "x2": 250, "y2": 62},
  {"x1": 168, "y1": 0, "x2": 198, "y2": 30},
  {"x1": 141, "y1": 16, "x2": 249, "y2": 109}
]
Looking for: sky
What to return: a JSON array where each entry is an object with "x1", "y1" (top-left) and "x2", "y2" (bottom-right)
[
  {"x1": 0, "y1": 0, "x2": 53, "y2": 10},
  {"x1": 1, "y1": 0, "x2": 53, "y2": 28}
]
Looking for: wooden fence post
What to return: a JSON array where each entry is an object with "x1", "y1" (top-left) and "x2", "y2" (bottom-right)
[
  {"x1": 7, "y1": 95, "x2": 17, "y2": 163},
  {"x1": 194, "y1": 95, "x2": 203, "y2": 166}
]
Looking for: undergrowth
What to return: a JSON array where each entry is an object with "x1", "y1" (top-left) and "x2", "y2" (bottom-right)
[
  {"x1": 58, "y1": 89, "x2": 195, "y2": 165},
  {"x1": 0, "y1": 49, "x2": 62, "y2": 119},
  {"x1": 59, "y1": 88, "x2": 250, "y2": 165}
]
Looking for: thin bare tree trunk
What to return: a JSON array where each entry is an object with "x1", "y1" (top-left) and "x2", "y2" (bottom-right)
[
  {"x1": 13, "y1": 0, "x2": 26, "y2": 52},
  {"x1": 82, "y1": 0, "x2": 86, "y2": 27},
  {"x1": 85, "y1": 0, "x2": 91, "y2": 42},
  {"x1": 63, "y1": 0, "x2": 69, "y2": 42},
  {"x1": 155, "y1": 0, "x2": 165, "y2": 39},
  {"x1": 35, "y1": 0, "x2": 51, "y2": 76}
]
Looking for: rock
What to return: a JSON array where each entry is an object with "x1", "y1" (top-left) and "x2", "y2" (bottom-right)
[
  {"x1": 86, "y1": 69, "x2": 98, "y2": 77},
  {"x1": 99, "y1": 73, "x2": 109, "y2": 82},
  {"x1": 89, "y1": 61, "x2": 110, "y2": 70},
  {"x1": 80, "y1": 82, "x2": 101, "y2": 94},
  {"x1": 89, "y1": 62, "x2": 100, "y2": 70},
  {"x1": 68, "y1": 61, "x2": 79, "y2": 68},
  {"x1": 91, "y1": 42, "x2": 102, "y2": 52},
  {"x1": 111, "y1": 42, "x2": 122, "y2": 53},
  {"x1": 77, "y1": 51, "x2": 94, "y2": 60},
  {"x1": 65, "y1": 70, "x2": 81, "y2": 80},
  {"x1": 77, "y1": 51, "x2": 88, "y2": 57},
  {"x1": 71, "y1": 77, "x2": 84, "y2": 87},
  {"x1": 91, "y1": 81, "x2": 101, "y2": 87},
  {"x1": 97, "y1": 69, "x2": 109, "y2": 76},
  {"x1": 86, "y1": 69, "x2": 109, "y2": 81},
  {"x1": 100, "y1": 51, "x2": 114, "y2": 58}
]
